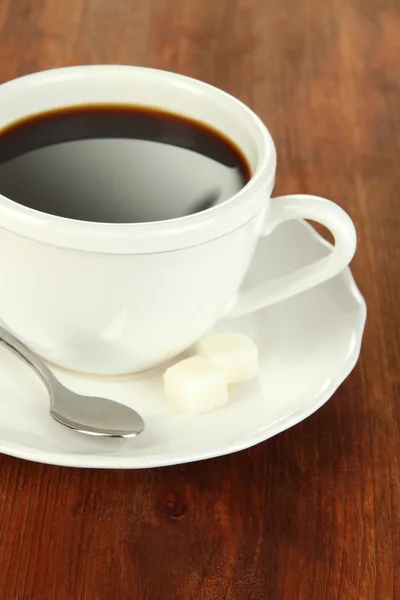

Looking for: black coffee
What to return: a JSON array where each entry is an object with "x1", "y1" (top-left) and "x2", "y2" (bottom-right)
[{"x1": 0, "y1": 105, "x2": 251, "y2": 223}]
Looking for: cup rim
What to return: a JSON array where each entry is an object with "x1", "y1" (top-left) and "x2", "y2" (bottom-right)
[{"x1": 0, "y1": 65, "x2": 277, "y2": 254}]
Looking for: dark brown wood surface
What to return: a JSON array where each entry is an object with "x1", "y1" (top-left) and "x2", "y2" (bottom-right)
[{"x1": 0, "y1": 0, "x2": 399, "y2": 598}]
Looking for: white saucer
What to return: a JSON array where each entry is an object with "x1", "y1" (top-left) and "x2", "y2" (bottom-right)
[{"x1": 0, "y1": 220, "x2": 366, "y2": 469}]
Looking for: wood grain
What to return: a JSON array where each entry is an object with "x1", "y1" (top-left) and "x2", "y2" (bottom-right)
[{"x1": 0, "y1": 0, "x2": 399, "y2": 598}]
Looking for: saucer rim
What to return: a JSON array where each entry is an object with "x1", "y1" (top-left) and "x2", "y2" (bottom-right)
[{"x1": 0, "y1": 221, "x2": 367, "y2": 469}]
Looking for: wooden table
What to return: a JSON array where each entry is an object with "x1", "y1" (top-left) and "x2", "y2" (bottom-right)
[{"x1": 1, "y1": 1, "x2": 399, "y2": 598}]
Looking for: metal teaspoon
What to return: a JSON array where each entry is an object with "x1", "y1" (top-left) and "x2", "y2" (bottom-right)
[{"x1": 0, "y1": 326, "x2": 145, "y2": 438}]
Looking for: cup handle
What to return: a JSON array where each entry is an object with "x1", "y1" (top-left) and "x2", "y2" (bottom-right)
[{"x1": 227, "y1": 194, "x2": 357, "y2": 318}]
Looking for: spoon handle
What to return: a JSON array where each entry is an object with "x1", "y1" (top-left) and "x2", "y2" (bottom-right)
[{"x1": 0, "y1": 326, "x2": 58, "y2": 390}]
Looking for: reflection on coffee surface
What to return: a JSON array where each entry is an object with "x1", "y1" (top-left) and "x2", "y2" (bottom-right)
[{"x1": 0, "y1": 105, "x2": 251, "y2": 223}]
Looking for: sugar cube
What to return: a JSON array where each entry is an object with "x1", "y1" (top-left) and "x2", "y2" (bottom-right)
[
  {"x1": 164, "y1": 355, "x2": 228, "y2": 415},
  {"x1": 196, "y1": 332, "x2": 258, "y2": 384}
]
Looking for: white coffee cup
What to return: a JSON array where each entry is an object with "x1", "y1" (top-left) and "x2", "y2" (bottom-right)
[{"x1": 0, "y1": 66, "x2": 356, "y2": 375}]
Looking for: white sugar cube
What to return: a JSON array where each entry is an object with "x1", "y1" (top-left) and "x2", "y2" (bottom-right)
[
  {"x1": 164, "y1": 356, "x2": 228, "y2": 415},
  {"x1": 196, "y1": 332, "x2": 258, "y2": 384}
]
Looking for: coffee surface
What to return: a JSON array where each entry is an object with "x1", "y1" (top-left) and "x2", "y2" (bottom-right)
[{"x1": 0, "y1": 105, "x2": 250, "y2": 223}]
